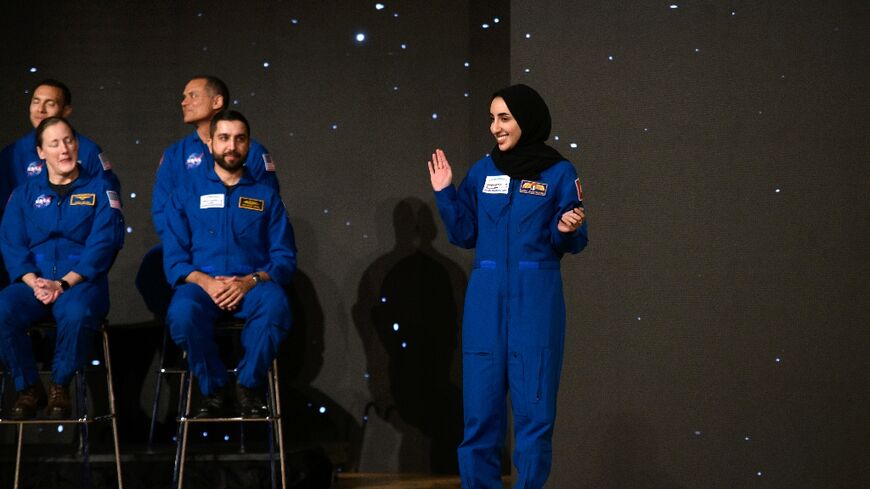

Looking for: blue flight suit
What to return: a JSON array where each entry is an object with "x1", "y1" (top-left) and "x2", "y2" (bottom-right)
[
  {"x1": 162, "y1": 164, "x2": 295, "y2": 395},
  {"x1": 137, "y1": 131, "x2": 279, "y2": 316},
  {"x1": 0, "y1": 129, "x2": 121, "y2": 211},
  {"x1": 0, "y1": 168, "x2": 125, "y2": 391},
  {"x1": 434, "y1": 156, "x2": 588, "y2": 489},
  {"x1": 0, "y1": 130, "x2": 120, "y2": 288}
]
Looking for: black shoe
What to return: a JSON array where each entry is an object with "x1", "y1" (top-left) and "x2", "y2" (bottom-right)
[
  {"x1": 194, "y1": 387, "x2": 226, "y2": 418},
  {"x1": 10, "y1": 382, "x2": 47, "y2": 420},
  {"x1": 235, "y1": 383, "x2": 268, "y2": 418}
]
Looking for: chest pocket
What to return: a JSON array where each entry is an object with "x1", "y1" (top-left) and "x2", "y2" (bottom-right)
[
  {"x1": 32, "y1": 199, "x2": 95, "y2": 242},
  {"x1": 515, "y1": 187, "x2": 556, "y2": 233},
  {"x1": 478, "y1": 192, "x2": 510, "y2": 224},
  {"x1": 232, "y1": 197, "x2": 268, "y2": 239}
]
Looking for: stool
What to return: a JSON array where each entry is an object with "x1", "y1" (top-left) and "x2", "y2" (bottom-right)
[
  {"x1": 0, "y1": 320, "x2": 123, "y2": 489},
  {"x1": 167, "y1": 319, "x2": 286, "y2": 489}
]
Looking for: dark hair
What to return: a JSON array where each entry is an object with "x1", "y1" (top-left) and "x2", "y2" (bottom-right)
[
  {"x1": 209, "y1": 110, "x2": 250, "y2": 138},
  {"x1": 32, "y1": 78, "x2": 72, "y2": 106},
  {"x1": 35, "y1": 116, "x2": 76, "y2": 147},
  {"x1": 191, "y1": 75, "x2": 230, "y2": 110}
]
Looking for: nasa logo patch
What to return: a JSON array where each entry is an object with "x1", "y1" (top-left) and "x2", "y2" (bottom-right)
[
  {"x1": 33, "y1": 194, "x2": 52, "y2": 208},
  {"x1": 26, "y1": 161, "x2": 44, "y2": 177},
  {"x1": 185, "y1": 152, "x2": 204, "y2": 169}
]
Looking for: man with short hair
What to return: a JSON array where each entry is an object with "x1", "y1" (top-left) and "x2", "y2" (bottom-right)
[
  {"x1": 0, "y1": 79, "x2": 120, "y2": 287},
  {"x1": 138, "y1": 75, "x2": 279, "y2": 316},
  {"x1": 162, "y1": 110, "x2": 295, "y2": 417}
]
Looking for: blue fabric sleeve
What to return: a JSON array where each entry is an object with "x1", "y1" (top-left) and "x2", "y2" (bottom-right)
[
  {"x1": 161, "y1": 192, "x2": 197, "y2": 287},
  {"x1": 73, "y1": 184, "x2": 125, "y2": 279},
  {"x1": 151, "y1": 150, "x2": 174, "y2": 237},
  {"x1": 261, "y1": 197, "x2": 297, "y2": 286},
  {"x1": 434, "y1": 172, "x2": 479, "y2": 249},
  {"x1": 0, "y1": 189, "x2": 39, "y2": 281},
  {"x1": 550, "y1": 163, "x2": 588, "y2": 255}
]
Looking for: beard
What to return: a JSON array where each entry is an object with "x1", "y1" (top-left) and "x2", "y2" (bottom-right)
[{"x1": 214, "y1": 150, "x2": 246, "y2": 173}]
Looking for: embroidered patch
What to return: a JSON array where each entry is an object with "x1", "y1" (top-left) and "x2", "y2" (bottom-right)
[
  {"x1": 575, "y1": 178, "x2": 584, "y2": 202},
  {"x1": 262, "y1": 154, "x2": 276, "y2": 172},
  {"x1": 106, "y1": 190, "x2": 121, "y2": 209},
  {"x1": 519, "y1": 180, "x2": 548, "y2": 197},
  {"x1": 26, "y1": 161, "x2": 44, "y2": 177},
  {"x1": 98, "y1": 152, "x2": 112, "y2": 171},
  {"x1": 185, "y1": 152, "x2": 204, "y2": 169},
  {"x1": 482, "y1": 175, "x2": 510, "y2": 194},
  {"x1": 239, "y1": 197, "x2": 265, "y2": 211},
  {"x1": 33, "y1": 194, "x2": 52, "y2": 208},
  {"x1": 70, "y1": 193, "x2": 96, "y2": 206},
  {"x1": 200, "y1": 194, "x2": 225, "y2": 209}
]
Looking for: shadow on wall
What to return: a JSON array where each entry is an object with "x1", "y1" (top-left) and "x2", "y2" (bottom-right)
[
  {"x1": 278, "y1": 218, "x2": 362, "y2": 468},
  {"x1": 353, "y1": 197, "x2": 466, "y2": 474}
]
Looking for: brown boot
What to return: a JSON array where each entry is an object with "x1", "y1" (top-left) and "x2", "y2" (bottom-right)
[
  {"x1": 46, "y1": 382, "x2": 72, "y2": 419},
  {"x1": 10, "y1": 382, "x2": 47, "y2": 420}
]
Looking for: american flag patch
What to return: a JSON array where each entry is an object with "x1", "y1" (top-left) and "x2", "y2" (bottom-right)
[
  {"x1": 106, "y1": 190, "x2": 122, "y2": 209},
  {"x1": 98, "y1": 152, "x2": 112, "y2": 171},
  {"x1": 262, "y1": 154, "x2": 276, "y2": 172},
  {"x1": 574, "y1": 178, "x2": 584, "y2": 202}
]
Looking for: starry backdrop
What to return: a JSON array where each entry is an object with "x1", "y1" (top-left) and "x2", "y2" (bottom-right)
[{"x1": 0, "y1": 1, "x2": 867, "y2": 488}]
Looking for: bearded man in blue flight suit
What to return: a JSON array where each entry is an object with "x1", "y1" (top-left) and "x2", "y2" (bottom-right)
[
  {"x1": 162, "y1": 110, "x2": 295, "y2": 417},
  {"x1": 0, "y1": 116, "x2": 124, "y2": 419},
  {"x1": 137, "y1": 75, "x2": 279, "y2": 317},
  {"x1": 428, "y1": 84, "x2": 588, "y2": 488},
  {"x1": 0, "y1": 79, "x2": 120, "y2": 287}
]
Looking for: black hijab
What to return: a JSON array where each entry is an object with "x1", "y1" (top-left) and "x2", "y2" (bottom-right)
[{"x1": 490, "y1": 84, "x2": 565, "y2": 180}]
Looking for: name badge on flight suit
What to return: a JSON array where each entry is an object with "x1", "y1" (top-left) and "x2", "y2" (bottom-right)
[
  {"x1": 519, "y1": 180, "x2": 548, "y2": 196},
  {"x1": 482, "y1": 175, "x2": 510, "y2": 194},
  {"x1": 200, "y1": 194, "x2": 225, "y2": 209},
  {"x1": 70, "y1": 193, "x2": 96, "y2": 206},
  {"x1": 239, "y1": 197, "x2": 265, "y2": 211}
]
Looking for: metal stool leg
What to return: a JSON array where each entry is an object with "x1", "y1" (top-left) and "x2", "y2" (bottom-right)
[
  {"x1": 148, "y1": 326, "x2": 171, "y2": 452},
  {"x1": 77, "y1": 370, "x2": 94, "y2": 489},
  {"x1": 270, "y1": 359, "x2": 287, "y2": 489},
  {"x1": 101, "y1": 326, "x2": 124, "y2": 488},
  {"x1": 173, "y1": 369, "x2": 193, "y2": 489},
  {"x1": 14, "y1": 422, "x2": 24, "y2": 489}
]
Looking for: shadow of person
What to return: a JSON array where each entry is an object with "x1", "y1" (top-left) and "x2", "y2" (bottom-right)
[
  {"x1": 277, "y1": 218, "x2": 361, "y2": 474},
  {"x1": 353, "y1": 197, "x2": 466, "y2": 474}
]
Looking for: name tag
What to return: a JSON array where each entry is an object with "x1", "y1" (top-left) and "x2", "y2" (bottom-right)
[
  {"x1": 519, "y1": 180, "x2": 548, "y2": 197},
  {"x1": 239, "y1": 197, "x2": 265, "y2": 211},
  {"x1": 200, "y1": 194, "x2": 225, "y2": 209},
  {"x1": 482, "y1": 175, "x2": 510, "y2": 194},
  {"x1": 70, "y1": 193, "x2": 96, "y2": 206}
]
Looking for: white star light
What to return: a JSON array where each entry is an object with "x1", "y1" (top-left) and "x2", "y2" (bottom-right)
[
  {"x1": 319, "y1": 406, "x2": 327, "y2": 414},
  {"x1": 525, "y1": 33, "x2": 531, "y2": 39},
  {"x1": 57, "y1": 425, "x2": 64, "y2": 433},
  {"x1": 393, "y1": 323, "x2": 400, "y2": 331},
  {"x1": 569, "y1": 143, "x2": 578, "y2": 149},
  {"x1": 130, "y1": 192, "x2": 137, "y2": 198},
  {"x1": 375, "y1": 3, "x2": 385, "y2": 10},
  {"x1": 29, "y1": 67, "x2": 37, "y2": 73},
  {"x1": 290, "y1": 18, "x2": 299, "y2": 24},
  {"x1": 431, "y1": 113, "x2": 438, "y2": 119},
  {"x1": 91, "y1": 359, "x2": 101, "y2": 366},
  {"x1": 263, "y1": 61, "x2": 270, "y2": 68},
  {"x1": 670, "y1": 4, "x2": 679, "y2": 8},
  {"x1": 355, "y1": 33, "x2": 366, "y2": 43},
  {"x1": 482, "y1": 23, "x2": 490, "y2": 29}
]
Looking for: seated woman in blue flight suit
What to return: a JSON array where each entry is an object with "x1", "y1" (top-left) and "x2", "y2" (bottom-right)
[
  {"x1": 0, "y1": 116, "x2": 124, "y2": 419},
  {"x1": 428, "y1": 84, "x2": 588, "y2": 489}
]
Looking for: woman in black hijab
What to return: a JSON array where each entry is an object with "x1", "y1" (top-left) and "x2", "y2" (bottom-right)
[{"x1": 428, "y1": 84, "x2": 588, "y2": 488}]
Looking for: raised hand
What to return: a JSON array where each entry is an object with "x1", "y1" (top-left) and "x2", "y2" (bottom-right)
[{"x1": 428, "y1": 148, "x2": 453, "y2": 191}]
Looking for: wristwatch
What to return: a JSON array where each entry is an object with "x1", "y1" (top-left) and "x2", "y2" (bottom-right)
[
  {"x1": 251, "y1": 272, "x2": 262, "y2": 286},
  {"x1": 58, "y1": 279, "x2": 71, "y2": 291}
]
